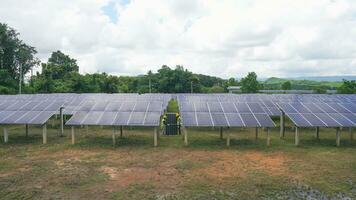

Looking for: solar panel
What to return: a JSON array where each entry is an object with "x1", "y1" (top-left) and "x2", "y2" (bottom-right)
[
  {"x1": 128, "y1": 112, "x2": 146, "y2": 125},
  {"x1": 225, "y1": 113, "x2": 244, "y2": 127},
  {"x1": 97, "y1": 112, "x2": 117, "y2": 125},
  {"x1": 180, "y1": 112, "x2": 197, "y2": 127},
  {"x1": 196, "y1": 112, "x2": 213, "y2": 126},
  {"x1": 211, "y1": 113, "x2": 229, "y2": 126},
  {"x1": 113, "y1": 112, "x2": 131, "y2": 126}
]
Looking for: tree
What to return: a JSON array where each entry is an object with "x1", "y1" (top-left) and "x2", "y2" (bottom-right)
[
  {"x1": 0, "y1": 23, "x2": 39, "y2": 94},
  {"x1": 240, "y1": 72, "x2": 260, "y2": 93},
  {"x1": 208, "y1": 85, "x2": 225, "y2": 93},
  {"x1": 338, "y1": 80, "x2": 356, "y2": 94},
  {"x1": 44, "y1": 51, "x2": 79, "y2": 79},
  {"x1": 281, "y1": 81, "x2": 292, "y2": 90}
]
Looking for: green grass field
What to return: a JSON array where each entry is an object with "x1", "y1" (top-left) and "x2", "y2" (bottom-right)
[{"x1": 0, "y1": 122, "x2": 355, "y2": 199}]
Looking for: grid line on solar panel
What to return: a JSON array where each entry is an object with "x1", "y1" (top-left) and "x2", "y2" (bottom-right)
[
  {"x1": 246, "y1": 103, "x2": 261, "y2": 126},
  {"x1": 126, "y1": 101, "x2": 138, "y2": 125}
]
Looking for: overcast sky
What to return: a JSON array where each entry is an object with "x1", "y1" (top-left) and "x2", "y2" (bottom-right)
[{"x1": 1, "y1": 0, "x2": 356, "y2": 78}]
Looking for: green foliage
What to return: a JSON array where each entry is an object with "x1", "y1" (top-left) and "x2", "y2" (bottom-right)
[
  {"x1": 0, "y1": 23, "x2": 39, "y2": 93},
  {"x1": 314, "y1": 87, "x2": 327, "y2": 94},
  {"x1": 207, "y1": 85, "x2": 225, "y2": 93},
  {"x1": 240, "y1": 72, "x2": 260, "y2": 93},
  {"x1": 338, "y1": 80, "x2": 356, "y2": 94},
  {"x1": 263, "y1": 77, "x2": 342, "y2": 90},
  {"x1": 281, "y1": 81, "x2": 292, "y2": 90}
]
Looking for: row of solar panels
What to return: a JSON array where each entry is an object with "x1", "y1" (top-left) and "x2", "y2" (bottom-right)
[
  {"x1": 177, "y1": 94, "x2": 356, "y2": 128},
  {"x1": 66, "y1": 111, "x2": 161, "y2": 126},
  {"x1": 278, "y1": 102, "x2": 356, "y2": 127},
  {"x1": 181, "y1": 112, "x2": 275, "y2": 127}
]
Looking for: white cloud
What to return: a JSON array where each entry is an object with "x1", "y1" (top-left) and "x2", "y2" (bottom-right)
[{"x1": 1, "y1": 0, "x2": 356, "y2": 78}]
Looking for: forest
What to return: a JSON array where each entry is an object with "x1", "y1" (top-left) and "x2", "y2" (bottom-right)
[{"x1": 1, "y1": 22, "x2": 355, "y2": 94}]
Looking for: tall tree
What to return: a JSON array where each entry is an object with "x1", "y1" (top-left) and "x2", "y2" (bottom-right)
[
  {"x1": 0, "y1": 23, "x2": 39, "y2": 93},
  {"x1": 281, "y1": 81, "x2": 292, "y2": 90},
  {"x1": 240, "y1": 72, "x2": 260, "y2": 93},
  {"x1": 338, "y1": 80, "x2": 356, "y2": 94}
]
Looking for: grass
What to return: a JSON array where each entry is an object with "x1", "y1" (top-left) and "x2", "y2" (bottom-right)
[{"x1": 0, "y1": 123, "x2": 355, "y2": 199}]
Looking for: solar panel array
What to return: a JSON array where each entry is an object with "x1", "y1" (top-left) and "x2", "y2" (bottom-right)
[
  {"x1": 0, "y1": 101, "x2": 64, "y2": 125},
  {"x1": 0, "y1": 93, "x2": 355, "y2": 128},
  {"x1": 177, "y1": 94, "x2": 275, "y2": 127},
  {"x1": 66, "y1": 101, "x2": 165, "y2": 126},
  {"x1": 277, "y1": 102, "x2": 356, "y2": 127}
]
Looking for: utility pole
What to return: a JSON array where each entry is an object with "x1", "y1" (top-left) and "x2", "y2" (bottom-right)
[
  {"x1": 190, "y1": 81, "x2": 193, "y2": 93},
  {"x1": 149, "y1": 78, "x2": 152, "y2": 93},
  {"x1": 17, "y1": 59, "x2": 22, "y2": 94}
]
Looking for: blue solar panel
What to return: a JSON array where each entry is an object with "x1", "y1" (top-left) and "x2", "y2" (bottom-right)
[
  {"x1": 196, "y1": 112, "x2": 213, "y2": 126},
  {"x1": 235, "y1": 103, "x2": 251, "y2": 113},
  {"x1": 225, "y1": 113, "x2": 244, "y2": 126},
  {"x1": 221, "y1": 102, "x2": 238, "y2": 113},
  {"x1": 287, "y1": 113, "x2": 312, "y2": 127},
  {"x1": 314, "y1": 113, "x2": 341, "y2": 127},
  {"x1": 302, "y1": 113, "x2": 326, "y2": 127},
  {"x1": 329, "y1": 113, "x2": 355, "y2": 127},
  {"x1": 181, "y1": 112, "x2": 197, "y2": 127},
  {"x1": 254, "y1": 114, "x2": 275, "y2": 127},
  {"x1": 211, "y1": 113, "x2": 229, "y2": 126},
  {"x1": 240, "y1": 114, "x2": 259, "y2": 127}
]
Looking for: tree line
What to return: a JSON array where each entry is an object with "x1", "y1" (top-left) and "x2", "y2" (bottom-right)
[{"x1": 0, "y1": 22, "x2": 355, "y2": 94}]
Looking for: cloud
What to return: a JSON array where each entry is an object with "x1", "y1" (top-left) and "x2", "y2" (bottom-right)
[{"x1": 1, "y1": 0, "x2": 356, "y2": 78}]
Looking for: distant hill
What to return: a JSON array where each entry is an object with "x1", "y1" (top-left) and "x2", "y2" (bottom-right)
[
  {"x1": 288, "y1": 76, "x2": 356, "y2": 82},
  {"x1": 263, "y1": 77, "x2": 342, "y2": 90}
]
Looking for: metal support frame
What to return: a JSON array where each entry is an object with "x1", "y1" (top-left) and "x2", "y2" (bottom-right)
[
  {"x1": 336, "y1": 127, "x2": 341, "y2": 147},
  {"x1": 154, "y1": 127, "x2": 158, "y2": 147},
  {"x1": 60, "y1": 107, "x2": 64, "y2": 137},
  {"x1": 219, "y1": 127, "x2": 223, "y2": 139},
  {"x1": 280, "y1": 112, "x2": 285, "y2": 138},
  {"x1": 42, "y1": 124, "x2": 47, "y2": 144},
  {"x1": 255, "y1": 127, "x2": 258, "y2": 141},
  {"x1": 183, "y1": 127, "x2": 188, "y2": 146},
  {"x1": 316, "y1": 127, "x2": 320, "y2": 141},
  {"x1": 112, "y1": 127, "x2": 117, "y2": 146},
  {"x1": 25, "y1": 124, "x2": 29, "y2": 137},
  {"x1": 3, "y1": 127, "x2": 8, "y2": 143},
  {"x1": 295, "y1": 126, "x2": 299, "y2": 146},
  {"x1": 226, "y1": 129, "x2": 230, "y2": 147},
  {"x1": 266, "y1": 128, "x2": 270, "y2": 146},
  {"x1": 71, "y1": 126, "x2": 75, "y2": 145}
]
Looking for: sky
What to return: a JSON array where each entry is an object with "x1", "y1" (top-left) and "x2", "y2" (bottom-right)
[{"x1": 1, "y1": 0, "x2": 356, "y2": 78}]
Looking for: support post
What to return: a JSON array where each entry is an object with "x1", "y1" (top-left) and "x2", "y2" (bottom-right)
[
  {"x1": 336, "y1": 127, "x2": 340, "y2": 147},
  {"x1": 85, "y1": 125, "x2": 89, "y2": 134},
  {"x1": 350, "y1": 127, "x2": 353, "y2": 141},
  {"x1": 71, "y1": 126, "x2": 75, "y2": 145},
  {"x1": 316, "y1": 127, "x2": 320, "y2": 141},
  {"x1": 25, "y1": 124, "x2": 29, "y2": 137},
  {"x1": 60, "y1": 107, "x2": 64, "y2": 137},
  {"x1": 112, "y1": 127, "x2": 116, "y2": 146},
  {"x1": 280, "y1": 113, "x2": 285, "y2": 138},
  {"x1": 226, "y1": 129, "x2": 230, "y2": 147},
  {"x1": 219, "y1": 127, "x2": 223, "y2": 139},
  {"x1": 184, "y1": 127, "x2": 188, "y2": 146},
  {"x1": 255, "y1": 127, "x2": 258, "y2": 141},
  {"x1": 120, "y1": 126, "x2": 123, "y2": 137},
  {"x1": 295, "y1": 126, "x2": 299, "y2": 146},
  {"x1": 154, "y1": 127, "x2": 158, "y2": 147},
  {"x1": 266, "y1": 128, "x2": 270, "y2": 146},
  {"x1": 3, "y1": 127, "x2": 8, "y2": 143},
  {"x1": 42, "y1": 124, "x2": 47, "y2": 144}
]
